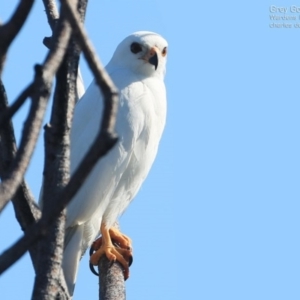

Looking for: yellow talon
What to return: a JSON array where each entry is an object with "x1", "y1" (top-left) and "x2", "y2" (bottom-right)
[{"x1": 89, "y1": 223, "x2": 133, "y2": 279}]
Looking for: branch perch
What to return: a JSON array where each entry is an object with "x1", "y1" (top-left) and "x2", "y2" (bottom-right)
[{"x1": 99, "y1": 256, "x2": 126, "y2": 300}]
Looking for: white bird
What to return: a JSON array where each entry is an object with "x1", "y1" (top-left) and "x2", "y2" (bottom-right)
[{"x1": 62, "y1": 31, "x2": 168, "y2": 295}]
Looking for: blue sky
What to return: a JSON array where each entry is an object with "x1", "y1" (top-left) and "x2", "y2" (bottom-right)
[{"x1": 1, "y1": 1, "x2": 300, "y2": 299}]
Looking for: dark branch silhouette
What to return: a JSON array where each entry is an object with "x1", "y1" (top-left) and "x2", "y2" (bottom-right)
[
  {"x1": 0, "y1": 0, "x2": 35, "y2": 73},
  {"x1": 42, "y1": 0, "x2": 60, "y2": 30},
  {"x1": 32, "y1": 0, "x2": 86, "y2": 297},
  {"x1": 0, "y1": 0, "x2": 125, "y2": 298},
  {"x1": 0, "y1": 83, "x2": 34, "y2": 128}
]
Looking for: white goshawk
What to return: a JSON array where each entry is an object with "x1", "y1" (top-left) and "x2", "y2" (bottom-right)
[{"x1": 62, "y1": 31, "x2": 168, "y2": 295}]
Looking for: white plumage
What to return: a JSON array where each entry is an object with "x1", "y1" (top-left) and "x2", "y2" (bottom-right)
[{"x1": 62, "y1": 31, "x2": 168, "y2": 295}]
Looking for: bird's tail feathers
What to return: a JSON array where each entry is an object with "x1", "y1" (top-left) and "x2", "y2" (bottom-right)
[{"x1": 62, "y1": 225, "x2": 84, "y2": 296}]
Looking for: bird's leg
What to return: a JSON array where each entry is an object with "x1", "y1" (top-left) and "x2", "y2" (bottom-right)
[
  {"x1": 109, "y1": 227, "x2": 132, "y2": 250},
  {"x1": 90, "y1": 223, "x2": 132, "y2": 279}
]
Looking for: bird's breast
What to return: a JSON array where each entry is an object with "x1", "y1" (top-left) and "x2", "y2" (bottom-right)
[{"x1": 66, "y1": 71, "x2": 166, "y2": 229}]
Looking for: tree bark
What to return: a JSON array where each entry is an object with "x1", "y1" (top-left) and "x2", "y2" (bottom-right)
[
  {"x1": 99, "y1": 256, "x2": 126, "y2": 300},
  {"x1": 32, "y1": 0, "x2": 88, "y2": 298}
]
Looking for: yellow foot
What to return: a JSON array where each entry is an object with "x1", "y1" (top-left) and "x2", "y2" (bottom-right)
[
  {"x1": 91, "y1": 236, "x2": 133, "y2": 267},
  {"x1": 109, "y1": 227, "x2": 132, "y2": 250},
  {"x1": 91, "y1": 227, "x2": 132, "y2": 251},
  {"x1": 89, "y1": 224, "x2": 133, "y2": 280}
]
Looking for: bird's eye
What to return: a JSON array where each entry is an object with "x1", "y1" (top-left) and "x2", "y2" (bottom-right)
[
  {"x1": 162, "y1": 47, "x2": 167, "y2": 57},
  {"x1": 130, "y1": 42, "x2": 143, "y2": 54}
]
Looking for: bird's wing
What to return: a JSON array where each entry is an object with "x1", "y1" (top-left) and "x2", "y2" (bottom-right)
[
  {"x1": 76, "y1": 68, "x2": 85, "y2": 101},
  {"x1": 69, "y1": 79, "x2": 101, "y2": 169},
  {"x1": 62, "y1": 74, "x2": 147, "y2": 296},
  {"x1": 101, "y1": 73, "x2": 167, "y2": 224},
  {"x1": 62, "y1": 224, "x2": 84, "y2": 296},
  {"x1": 65, "y1": 72, "x2": 142, "y2": 229}
]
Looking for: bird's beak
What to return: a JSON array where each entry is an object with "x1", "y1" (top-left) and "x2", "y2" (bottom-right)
[{"x1": 142, "y1": 47, "x2": 159, "y2": 70}]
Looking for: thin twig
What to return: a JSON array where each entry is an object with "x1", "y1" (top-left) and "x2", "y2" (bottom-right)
[
  {"x1": 0, "y1": 82, "x2": 41, "y2": 224},
  {"x1": 0, "y1": 80, "x2": 40, "y2": 221},
  {"x1": 0, "y1": 83, "x2": 34, "y2": 128},
  {"x1": 0, "y1": 67, "x2": 50, "y2": 213},
  {"x1": 0, "y1": 0, "x2": 35, "y2": 73}
]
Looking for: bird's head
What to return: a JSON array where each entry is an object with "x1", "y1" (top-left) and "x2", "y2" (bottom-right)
[{"x1": 108, "y1": 31, "x2": 168, "y2": 79}]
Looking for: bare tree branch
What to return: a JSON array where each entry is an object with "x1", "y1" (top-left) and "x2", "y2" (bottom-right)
[
  {"x1": 0, "y1": 80, "x2": 17, "y2": 172},
  {"x1": 0, "y1": 0, "x2": 72, "y2": 280},
  {"x1": 0, "y1": 28, "x2": 69, "y2": 299},
  {"x1": 53, "y1": 2, "x2": 125, "y2": 299},
  {"x1": 62, "y1": 0, "x2": 119, "y2": 132},
  {"x1": 0, "y1": 67, "x2": 42, "y2": 272},
  {"x1": 42, "y1": 0, "x2": 60, "y2": 30},
  {"x1": 0, "y1": 2, "x2": 123, "y2": 299},
  {"x1": 99, "y1": 257, "x2": 126, "y2": 300},
  {"x1": 0, "y1": 74, "x2": 46, "y2": 211},
  {"x1": 0, "y1": 110, "x2": 118, "y2": 275},
  {"x1": 0, "y1": 79, "x2": 69, "y2": 298},
  {"x1": 0, "y1": 3, "x2": 73, "y2": 213},
  {"x1": 0, "y1": 0, "x2": 35, "y2": 73},
  {"x1": 0, "y1": 0, "x2": 119, "y2": 270},
  {"x1": 29, "y1": 2, "x2": 74, "y2": 299},
  {"x1": 0, "y1": 84, "x2": 34, "y2": 128},
  {"x1": 12, "y1": 183, "x2": 40, "y2": 229},
  {"x1": 32, "y1": 1, "x2": 88, "y2": 298},
  {"x1": 0, "y1": 80, "x2": 40, "y2": 222},
  {"x1": 0, "y1": 67, "x2": 50, "y2": 212}
]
